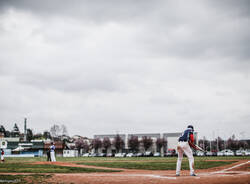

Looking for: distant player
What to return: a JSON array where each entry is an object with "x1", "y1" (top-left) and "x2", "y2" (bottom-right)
[
  {"x1": 1, "y1": 149, "x2": 4, "y2": 163},
  {"x1": 47, "y1": 148, "x2": 51, "y2": 162},
  {"x1": 176, "y1": 125, "x2": 199, "y2": 176},
  {"x1": 50, "y1": 142, "x2": 56, "y2": 162}
]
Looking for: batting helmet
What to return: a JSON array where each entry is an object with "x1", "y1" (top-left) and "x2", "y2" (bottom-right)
[{"x1": 187, "y1": 125, "x2": 194, "y2": 131}]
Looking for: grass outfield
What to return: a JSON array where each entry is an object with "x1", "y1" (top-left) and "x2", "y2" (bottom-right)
[
  {"x1": 0, "y1": 163, "x2": 120, "y2": 173},
  {"x1": 4, "y1": 156, "x2": 249, "y2": 163},
  {"x1": 77, "y1": 160, "x2": 236, "y2": 170},
  {"x1": 0, "y1": 174, "x2": 52, "y2": 184}
]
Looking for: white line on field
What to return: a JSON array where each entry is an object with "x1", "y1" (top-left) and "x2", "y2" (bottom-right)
[{"x1": 212, "y1": 161, "x2": 250, "y2": 174}]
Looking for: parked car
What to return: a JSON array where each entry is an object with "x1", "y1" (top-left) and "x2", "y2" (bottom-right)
[
  {"x1": 153, "y1": 152, "x2": 161, "y2": 157},
  {"x1": 97, "y1": 153, "x2": 106, "y2": 157},
  {"x1": 224, "y1": 149, "x2": 234, "y2": 156},
  {"x1": 136, "y1": 152, "x2": 144, "y2": 157},
  {"x1": 89, "y1": 153, "x2": 98, "y2": 157},
  {"x1": 106, "y1": 153, "x2": 114, "y2": 157},
  {"x1": 115, "y1": 153, "x2": 126, "y2": 157},
  {"x1": 236, "y1": 150, "x2": 243, "y2": 156},
  {"x1": 165, "y1": 149, "x2": 176, "y2": 156},
  {"x1": 126, "y1": 153, "x2": 135, "y2": 157},
  {"x1": 205, "y1": 151, "x2": 213, "y2": 156},
  {"x1": 242, "y1": 149, "x2": 250, "y2": 156},
  {"x1": 144, "y1": 151, "x2": 153, "y2": 157},
  {"x1": 196, "y1": 151, "x2": 205, "y2": 156},
  {"x1": 82, "y1": 153, "x2": 90, "y2": 157},
  {"x1": 217, "y1": 151, "x2": 224, "y2": 156},
  {"x1": 217, "y1": 149, "x2": 234, "y2": 156}
]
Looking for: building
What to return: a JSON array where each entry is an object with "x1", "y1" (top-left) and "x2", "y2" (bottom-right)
[
  {"x1": 93, "y1": 132, "x2": 198, "y2": 154},
  {"x1": 94, "y1": 134, "x2": 126, "y2": 154},
  {"x1": 63, "y1": 149, "x2": 78, "y2": 157}
]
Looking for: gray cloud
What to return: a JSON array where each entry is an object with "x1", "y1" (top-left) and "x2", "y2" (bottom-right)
[{"x1": 0, "y1": 0, "x2": 250, "y2": 139}]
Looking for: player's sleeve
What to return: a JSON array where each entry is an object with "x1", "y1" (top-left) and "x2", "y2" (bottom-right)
[{"x1": 189, "y1": 133, "x2": 194, "y2": 143}]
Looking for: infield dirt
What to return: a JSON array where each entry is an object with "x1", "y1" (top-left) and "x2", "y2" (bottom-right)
[{"x1": 1, "y1": 159, "x2": 249, "y2": 184}]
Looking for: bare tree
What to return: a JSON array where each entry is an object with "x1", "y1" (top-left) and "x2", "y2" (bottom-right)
[
  {"x1": 82, "y1": 141, "x2": 90, "y2": 153},
  {"x1": 227, "y1": 135, "x2": 239, "y2": 151},
  {"x1": 92, "y1": 138, "x2": 102, "y2": 153},
  {"x1": 50, "y1": 124, "x2": 68, "y2": 138},
  {"x1": 156, "y1": 138, "x2": 167, "y2": 152},
  {"x1": 50, "y1": 124, "x2": 61, "y2": 137},
  {"x1": 102, "y1": 137, "x2": 111, "y2": 153},
  {"x1": 198, "y1": 137, "x2": 210, "y2": 151},
  {"x1": 141, "y1": 136, "x2": 153, "y2": 151},
  {"x1": 112, "y1": 134, "x2": 125, "y2": 153},
  {"x1": 75, "y1": 138, "x2": 84, "y2": 155},
  {"x1": 61, "y1": 124, "x2": 68, "y2": 136},
  {"x1": 128, "y1": 136, "x2": 139, "y2": 153}
]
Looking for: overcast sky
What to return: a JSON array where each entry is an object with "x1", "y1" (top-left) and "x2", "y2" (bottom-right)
[{"x1": 0, "y1": 0, "x2": 249, "y2": 140}]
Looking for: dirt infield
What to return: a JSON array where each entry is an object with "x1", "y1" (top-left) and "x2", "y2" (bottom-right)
[
  {"x1": 1, "y1": 160, "x2": 249, "y2": 184},
  {"x1": 47, "y1": 160, "x2": 250, "y2": 184}
]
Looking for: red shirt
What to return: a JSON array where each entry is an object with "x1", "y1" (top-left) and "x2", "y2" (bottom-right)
[{"x1": 190, "y1": 133, "x2": 194, "y2": 143}]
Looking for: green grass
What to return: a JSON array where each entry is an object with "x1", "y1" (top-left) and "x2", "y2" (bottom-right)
[
  {"x1": 4, "y1": 156, "x2": 249, "y2": 163},
  {"x1": 0, "y1": 174, "x2": 52, "y2": 184},
  {"x1": 78, "y1": 160, "x2": 236, "y2": 170},
  {"x1": 0, "y1": 163, "x2": 120, "y2": 173}
]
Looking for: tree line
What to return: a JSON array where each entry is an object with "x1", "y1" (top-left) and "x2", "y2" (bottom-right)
[
  {"x1": 75, "y1": 135, "x2": 167, "y2": 154},
  {"x1": 198, "y1": 135, "x2": 250, "y2": 152}
]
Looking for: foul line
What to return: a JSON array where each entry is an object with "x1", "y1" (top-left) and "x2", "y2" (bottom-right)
[{"x1": 212, "y1": 161, "x2": 250, "y2": 174}]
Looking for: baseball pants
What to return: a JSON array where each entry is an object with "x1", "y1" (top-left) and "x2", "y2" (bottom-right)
[
  {"x1": 50, "y1": 151, "x2": 56, "y2": 162},
  {"x1": 176, "y1": 141, "x2": 194, "y2": 175}
]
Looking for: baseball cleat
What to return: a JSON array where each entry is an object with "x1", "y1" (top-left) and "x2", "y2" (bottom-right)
[
  {"x1": 176, "y1": 174, "x2": 180, "y2": 176},
  {"x1": 190, "y1": 173, "x2": 197, "y2": 176}
]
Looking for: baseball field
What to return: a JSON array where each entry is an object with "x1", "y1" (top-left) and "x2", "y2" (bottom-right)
[{"x1": 0, "y1": 156, "x2": 249, "y2": 184}]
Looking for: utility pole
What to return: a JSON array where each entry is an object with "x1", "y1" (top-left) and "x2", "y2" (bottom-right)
[{"x1": 24, "y1": 118, "x2": 27, "y2": 142}]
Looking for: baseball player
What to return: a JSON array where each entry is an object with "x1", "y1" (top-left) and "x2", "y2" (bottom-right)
[
  {"x1": 50, "y1": 142, "x2": 56, "y2": 162},
  {"x1": 176, "y1": 125, "x2": 200, "y2": 176},
  {"x1": 1, "y1": 149, "x2": 4, "y2": 163}
]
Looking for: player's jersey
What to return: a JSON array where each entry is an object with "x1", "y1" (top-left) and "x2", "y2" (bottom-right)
[
  {"x1": 178, "y1": 128, "x2": 194, "y2": 142},
  {"x1": 50, "y1": 145, "x2": 55, "y2": 152}
]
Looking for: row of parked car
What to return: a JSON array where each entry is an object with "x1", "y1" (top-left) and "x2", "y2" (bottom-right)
[
  {"x1": 82, "y1": 149, "x2": 250, "y2": 157},
  {"x1": 196, "y1": 149, "x2": 250, "y2": 156},
  {"x1": 82, "y1": 150, "x2": 176, "y2": 157}
]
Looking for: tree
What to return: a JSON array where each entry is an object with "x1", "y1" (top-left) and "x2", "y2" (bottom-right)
[
  {"x1": 198, "y1": 137, "x2": 210, "y2": 151},
  {"x1": 214, "y1": 137, "x2": 224, "y2": 151},
  {"x1": 75, "y1": 138, "x2": 84, "y2": 155},
  {"x1": 102, "y1": 137, "x2": 111, "y2": 153},
  {"x1": 43, "y1": 131, "x2": 52, "y2": 140},
  {"x1": 61, "y1": 125, "x2": 68, "y2": 136},
  {"x1": 92, "y1": 138, "x2": 102, "y2": 153},
  {"x1": 227, "y1": 135, "x2": 239, "y2": 151},
  {"x1": 33, "y1": 133, "x2": 43, "y2": 140},
  {"x1": 50, "y1": 124, "x2": 61, "y2": 138},
  {"x1": 141, "y1": 136, "x2": 153, "y2": 151},
  {"x1": 112, "y1": 134, "x2": 125, "y2": 153},
  {"x1": 82, "y1": 141, "x2": 90, "y2": 153},
  {"x1": 5, "y1": 131, "x2": 10, "y2": 137},
  {"x1": 128, "y1": 136, "x2": 139, "y2": 152},
  {"x1": 50, "y1": 124, "x2": 68, "y2": 138},
  {"x1": 11, "y1": 123, "x2": 20, "y2": 137},
  {"x1": 26, "y1": 129, "x2": 33, "y2": 141},
  {"x1": 0, "y1": 125, "x2": 6, "y2": 136},
  {"x1": 156, "y1": 138, "x2": 167, "y2": 152}
]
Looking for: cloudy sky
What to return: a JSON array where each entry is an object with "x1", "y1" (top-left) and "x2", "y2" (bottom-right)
[{"x1": 0, "y1": 0, "x2": 249, "y2": 139}]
